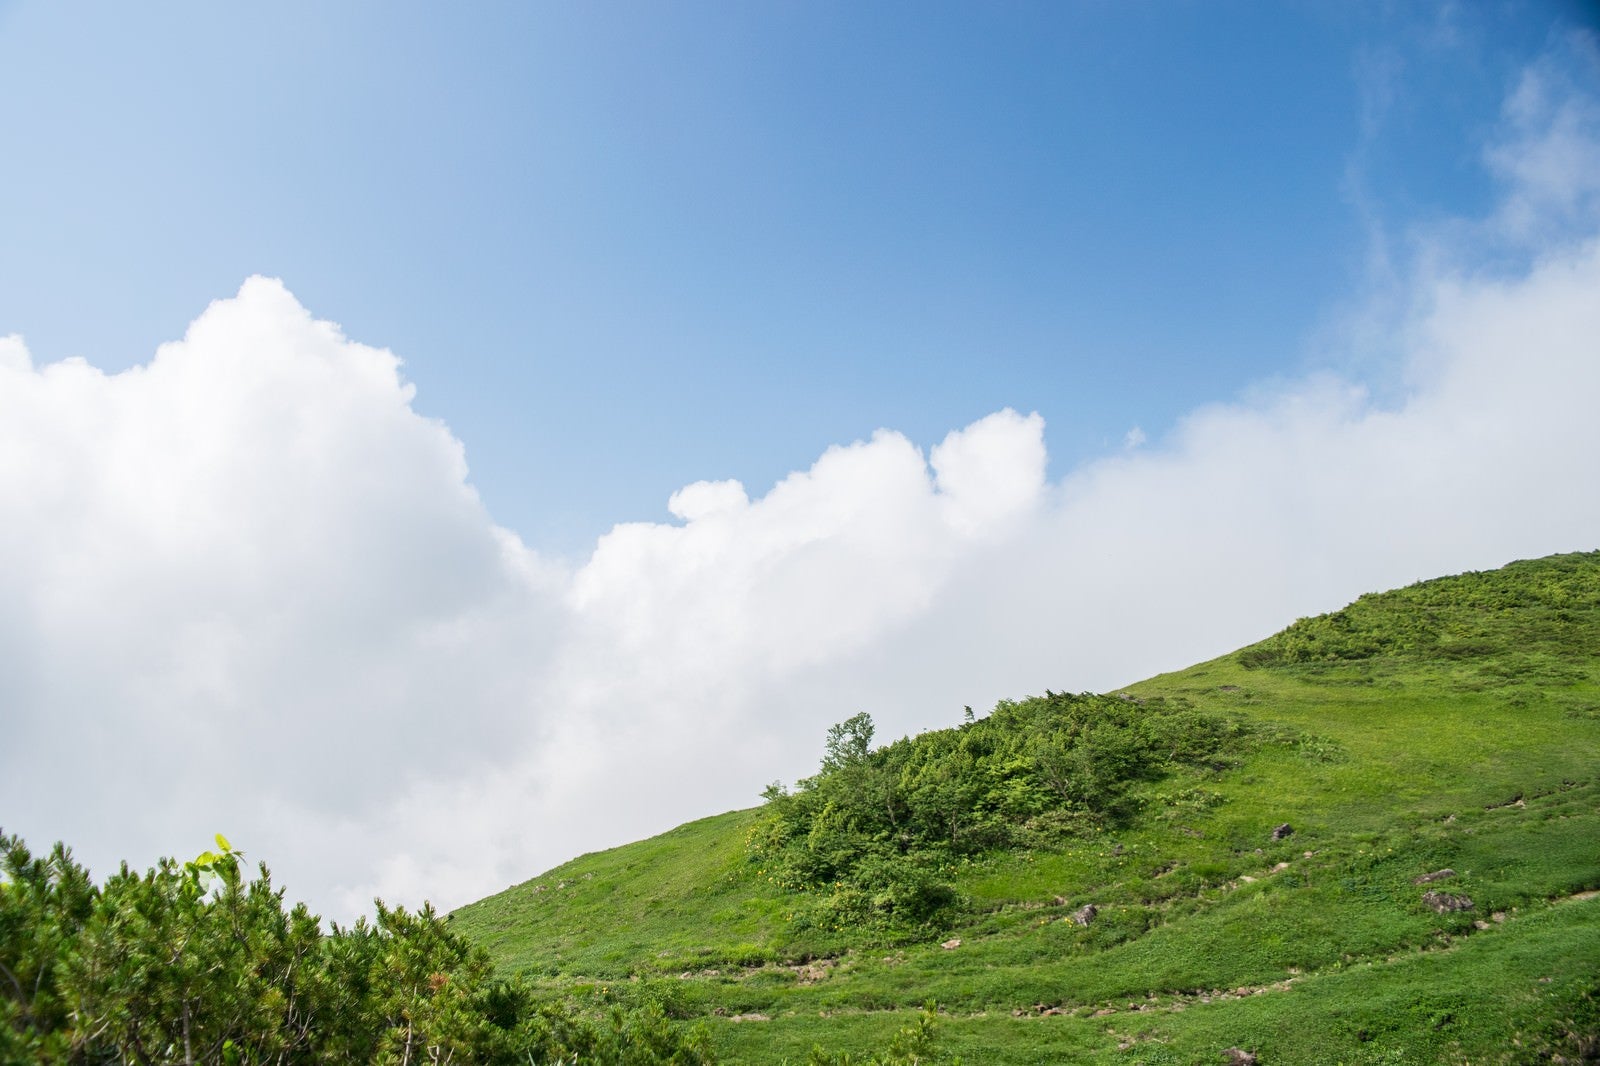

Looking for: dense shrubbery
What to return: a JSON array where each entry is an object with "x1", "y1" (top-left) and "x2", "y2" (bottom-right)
[
  {"x1": 748, "y1": 693, "x2": 1258, "y2": 934},
  {"x1": 1238, "y1": 550, "x2": 1600, "y2": 669},
  {"x1": 0, "y1": 833, "x2": 714, "y2": 1065}
]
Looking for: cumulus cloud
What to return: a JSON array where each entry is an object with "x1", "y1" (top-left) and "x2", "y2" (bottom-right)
[
  {"x1": 3, "y1": 53, "x2": 1598, "y2": 919},
  {"x1": 0, "y1": 280, "x2": 564, "y2": 904}
]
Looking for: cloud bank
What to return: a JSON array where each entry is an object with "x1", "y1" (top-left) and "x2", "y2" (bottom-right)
[{"x1": 3, "y1": 54, "x2": 1598, "y2": 918}]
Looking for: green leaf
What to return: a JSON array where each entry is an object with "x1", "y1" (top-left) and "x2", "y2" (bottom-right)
[{"x1": 215, "y1": 832, "x2": 233, "y2": 853}]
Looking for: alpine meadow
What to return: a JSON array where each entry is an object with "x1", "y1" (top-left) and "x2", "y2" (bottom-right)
[
  {"x1": 448, "y1": 552, "x2": 1600, "y2": 1064},
  {"x1": 11, "y1": 552, "x2": 1594, "y2": 1062}
]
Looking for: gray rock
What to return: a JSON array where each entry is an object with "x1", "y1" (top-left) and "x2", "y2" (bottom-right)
[{"x1": 1422, "y1": 890, "x2": 1474, "y2": 913}]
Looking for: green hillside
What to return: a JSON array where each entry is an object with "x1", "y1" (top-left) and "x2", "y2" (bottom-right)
[{"x1": 451, "y1": 552, "x2": 1600, "y2": 1064}]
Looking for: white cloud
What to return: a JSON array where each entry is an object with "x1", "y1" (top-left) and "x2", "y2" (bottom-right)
[
  {"x1": 0, "y1": 279, "x2": 566, "y2": 906},
  {"x1": 0, "y1": 334, "x2": 30, "y2": 372},
  {"x1": 3, "y1": 54, "x2": 1598, "y2": 920},
  {"x1": 667, "y1": 479, "x2": 748, "y2": 522},
  {"x1": 1487, "y1": 36, "x2": 1600, "y2": 246}
]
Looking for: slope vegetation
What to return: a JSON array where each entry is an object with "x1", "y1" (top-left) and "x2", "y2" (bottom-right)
[{"x1": 452, "y1": 551, "x2": 1600, "y2": 1064}]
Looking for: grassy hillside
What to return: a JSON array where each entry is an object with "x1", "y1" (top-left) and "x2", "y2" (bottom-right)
[{"x1": 452, "y1": 551, "x2": 1600, "y2": 1064}]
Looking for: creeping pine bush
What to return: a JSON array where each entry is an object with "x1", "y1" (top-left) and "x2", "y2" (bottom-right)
[
  {"x1": 1238, "y1": 550, "x2": 1600, "y2": 670},
  {"x1": 0, "y1": 832, "x2": 715, "y2": 1065},
  {"x1": 749, "y1": 693, "x2": 1260, "y2": 936}
]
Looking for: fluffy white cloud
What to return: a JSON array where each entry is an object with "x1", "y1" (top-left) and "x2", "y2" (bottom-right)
[
  {"x1": 0, "y1": 280, "x2": 565, "y2": 905},
  {"x1": 4, "y1": 56, "x2": 1598, "y2": 919}
]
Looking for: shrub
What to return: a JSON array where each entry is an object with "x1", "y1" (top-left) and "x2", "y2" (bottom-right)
[{"x1": 750, "y1": 693, "x2": 1261, "y2": 935}]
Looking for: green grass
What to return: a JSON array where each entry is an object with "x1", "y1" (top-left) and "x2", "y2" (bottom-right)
[
  {"x1": 448, "y1": 808, "x2": 798, "y2": 977},
  {"x1": 451, "y1": 551, "x2": 1600, "y2": 1063}
]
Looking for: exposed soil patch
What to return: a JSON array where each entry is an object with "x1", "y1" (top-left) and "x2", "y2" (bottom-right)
[{"x1": 789, "y1": 958, "x2": 837, "y2": 984}]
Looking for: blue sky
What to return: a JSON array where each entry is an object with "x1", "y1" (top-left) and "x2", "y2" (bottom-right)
[
  {"x1": 3, "y1": 3, "x2": 1600, "y2": 914},
  {"x1": 3, "y1": 1, "x2": 1584, "y2": 550}
]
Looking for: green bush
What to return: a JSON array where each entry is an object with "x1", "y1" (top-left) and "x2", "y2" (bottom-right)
[
  {"x1": 1238, "y1": 550, "x2": 1600, "y2": 670},
  {"x1": 0, "y1": 832, "x2": 715, "y2": 1065},
  {"x1": 749, "y1": 693, "x2": 1262, "y2": 937}
]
